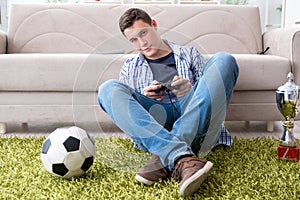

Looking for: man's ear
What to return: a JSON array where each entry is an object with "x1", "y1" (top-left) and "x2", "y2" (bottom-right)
[{"x1": 152, "y1": 19, "x2": 158, "y2": 29}]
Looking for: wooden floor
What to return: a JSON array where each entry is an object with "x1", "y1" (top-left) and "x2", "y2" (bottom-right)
[
  {"x1": 3, "y1": 121, "x2": 300, "y2": 140},
  {"x1": 227, "y1": 121, "x2": 300, "y2": 140},
  {"x1": 225, "y1": 121, "x2": 285, "y2": 139}
]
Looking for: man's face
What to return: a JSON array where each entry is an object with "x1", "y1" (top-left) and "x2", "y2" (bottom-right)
[{"x1": 123, "y1": 19, "x2": 164, "y2": 59}]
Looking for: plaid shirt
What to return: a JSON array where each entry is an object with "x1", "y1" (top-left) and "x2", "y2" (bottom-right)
[{"x1": 119, "y1": 40, "x2": 233, "y2": 147}]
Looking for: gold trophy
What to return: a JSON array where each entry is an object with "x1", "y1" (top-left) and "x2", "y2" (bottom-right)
[{"x1": 276, "y1": 72, "x2": 300, "y2": 161}]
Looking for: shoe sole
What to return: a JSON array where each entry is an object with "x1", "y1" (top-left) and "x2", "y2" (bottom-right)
[
  {"x1": 179, "y1": 161, "x2": 213, "y2": 196},
  {"x1": 135, "y1": 174, "x2": 154, "y2": 186}
]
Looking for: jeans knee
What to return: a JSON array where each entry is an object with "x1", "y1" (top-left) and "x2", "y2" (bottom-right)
[
  {"x1": 215, "y1": 52, "x2": 235, "y2": 64},
  {"x1": 98, "y1": 79, "x2": 116, "y2": 96},
  {"x1": 214, "y1": 52, "x2": 239, "y2": 76},
  {"x1": 98, "y1": 79, "x2": 120, "y2": 106}
]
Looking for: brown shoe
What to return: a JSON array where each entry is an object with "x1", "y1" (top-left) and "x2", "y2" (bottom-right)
[
  {"x1": 172, "y1": 157, "x2": 213, "y2": 196},
  {"x1": 135, "y1": 155, "x2": 171, "y2": 185}
]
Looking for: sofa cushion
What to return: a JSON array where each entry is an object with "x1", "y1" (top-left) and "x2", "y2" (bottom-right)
[
  {"x1": 232, "y1": 54, "x2": 291, "y2": 90},
  {"x1": 0, "y1": 53, "x2": 290, "y2": 92},
  {"x1": 0, "y1": 54, "x2": 129, "y2": 92},
  {"x1": 7, "y1": 4, "x2": 262, "y2": 54}
]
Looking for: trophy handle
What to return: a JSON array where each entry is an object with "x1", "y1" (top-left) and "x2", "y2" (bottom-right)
[
  {"x1": 297, "y1": 86, "x2": 300, "y2": 112},
  {"x1": 297, "y1": 85, "x2": 299, "y2": 98}
]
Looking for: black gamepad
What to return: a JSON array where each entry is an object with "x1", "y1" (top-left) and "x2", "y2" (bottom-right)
[
  {"x1": 154, "y1": 85, "x2": 167, "y2": 93},
  {"x1": 153, "y1": 81, "x2": 179, "y2": 93}
]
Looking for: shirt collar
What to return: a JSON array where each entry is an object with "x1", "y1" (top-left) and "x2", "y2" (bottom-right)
[
  {"x1": 137, "y1": 40, "x2": 182, "y2": 65},
  {"x1": 165, "y1": 40, "x2": 181, "y2": 56}
]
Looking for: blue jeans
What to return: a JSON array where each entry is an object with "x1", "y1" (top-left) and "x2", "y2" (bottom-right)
[{"x1": 98, "y1": 52, "x2": 239, "y2": 171}]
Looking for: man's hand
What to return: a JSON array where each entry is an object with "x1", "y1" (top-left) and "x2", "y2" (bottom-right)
[
  {"x1": 144, "y1": 80, "x2": 165, "y2": 101},
  {"x1": 170, "y1": 75, "x2": 192, "y2": 98}
]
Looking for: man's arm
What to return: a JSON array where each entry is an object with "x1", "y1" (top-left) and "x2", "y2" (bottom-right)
[
  {"x1": 119, "y1": 59, "x2": 131, "y2": 86},
  {"x1": 190, "y1": 47, "x2": 206, "y2": 82}
]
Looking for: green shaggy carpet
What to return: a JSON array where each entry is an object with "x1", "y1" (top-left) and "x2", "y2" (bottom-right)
[{"x1": 0, "y1": 136, "x2": 300, "y2": 200}]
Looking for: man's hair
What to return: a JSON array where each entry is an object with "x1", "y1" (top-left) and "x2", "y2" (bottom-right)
[{"x1": 119, "y1": 8, "x2": 152, "y2": 34}]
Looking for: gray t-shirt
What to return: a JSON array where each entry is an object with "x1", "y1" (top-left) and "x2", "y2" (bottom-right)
[
  {"x1": 146, "y1": 52, "x2": 178, "y2": 83},
  {"x1": 146, "y1": 52, "x2": 178, "y2": 102}
]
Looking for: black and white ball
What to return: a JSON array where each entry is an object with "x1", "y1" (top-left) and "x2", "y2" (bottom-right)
[{"x1": 41, "y1": 126, "x2": 95, "y2": 179}]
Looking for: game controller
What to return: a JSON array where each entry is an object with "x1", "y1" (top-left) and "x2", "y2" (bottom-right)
[{"x1": 153, "y1": 80, "x2": 179, "y2": 93}]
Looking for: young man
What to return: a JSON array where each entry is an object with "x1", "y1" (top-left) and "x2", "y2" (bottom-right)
[{"x1": 98, "y1": 8, "x2": 239, "y2": 196}]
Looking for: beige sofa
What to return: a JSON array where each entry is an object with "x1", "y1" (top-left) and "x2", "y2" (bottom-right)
[{"x1": 0, "y1": 3, "x2": 299, "y2": 134}]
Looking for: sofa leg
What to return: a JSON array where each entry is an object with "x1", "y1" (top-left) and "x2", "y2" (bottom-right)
[
  {"x1": 22, "y1": 123, "x2": 28, "y2": 131},
  {"x1": 0, "y1": 122, "x2": 7, "y2": 134},
  {"x1": 267, "y1": 121, "x2": 274, "y2": 132},
  {"x1": 245, "y1": 121, "x2": 250, "y2": 129}
]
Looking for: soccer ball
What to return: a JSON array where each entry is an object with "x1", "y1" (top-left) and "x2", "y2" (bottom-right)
[{"x1": 41, "y1": 126, "x2": 95, "y2": 179}]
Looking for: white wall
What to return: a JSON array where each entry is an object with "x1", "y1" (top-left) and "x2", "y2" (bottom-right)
[
  {"x1": 248, "y1": 0, "x2": 282, "y2": 31},
  {"x1": 284, "y1": 0, "x2": 300, "y2": 27}
]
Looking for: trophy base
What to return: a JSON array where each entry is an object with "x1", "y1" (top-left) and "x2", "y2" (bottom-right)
[
  {"x1": 277, "y1": 144, "x2": 300, "y2": 162},
  {"x1": 279, "y1": 140, "x2": 297, "y2": 147}
]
